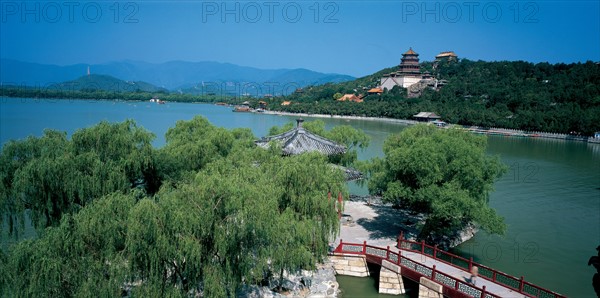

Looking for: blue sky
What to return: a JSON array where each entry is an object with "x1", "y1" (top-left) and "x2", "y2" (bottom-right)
[{"x1": 1, "y1": 1, "x2": 599, "y2": 77}]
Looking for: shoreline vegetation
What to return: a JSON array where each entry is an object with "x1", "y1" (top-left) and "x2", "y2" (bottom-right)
[
  {"x1": 2, "y1": 94, "x2": 599, "y2": 144},
  {"x1": 260, "y1": 110, "x2": 600, "y2": 144},
  {"x1": 270, "y1": 60, "x2": 600, "y2": 137},
  {"x1": 2, "y1": 59, "x2": 599, "y2": 137}
]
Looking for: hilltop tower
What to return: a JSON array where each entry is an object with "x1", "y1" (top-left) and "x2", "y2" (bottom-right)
[
  {"x1": 87, "y1": 66, "x2": 90, "y2": 76},
  {"x1": 379, "y1": 47, "x2": 424, "y2": 89},
  {"x1": 398, "y1": 48, "x2": 421, "y2": 76}
]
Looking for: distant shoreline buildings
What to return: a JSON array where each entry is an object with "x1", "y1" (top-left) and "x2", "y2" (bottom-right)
[{"x1": 435, "y1": 51, "x2": 458, "y2": 62}]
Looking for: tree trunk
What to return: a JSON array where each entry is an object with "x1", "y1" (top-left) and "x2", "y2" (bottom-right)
[{"x1": 278, "y1": 267, "x2": 284, "y2": 292}]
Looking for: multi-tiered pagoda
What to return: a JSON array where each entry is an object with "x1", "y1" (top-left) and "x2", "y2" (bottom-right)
[
  {"x1": 380, "y1": 47, "x2": 424, "y2": 90},
  {"x1": 398, "y1": 48, "x2": 421, "y2": 76}
]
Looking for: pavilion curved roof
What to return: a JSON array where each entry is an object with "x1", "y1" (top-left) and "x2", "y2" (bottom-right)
[{"x1": 255, "y1": 119, "x2": 347, "y2": 156}]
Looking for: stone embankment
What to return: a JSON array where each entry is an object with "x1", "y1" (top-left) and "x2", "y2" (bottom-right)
[
  {"x1": 261, "y1": 110, "x2": 418, "y2": 125},
  {"x1": 465, "y1": 126, "x2": 600, "y2": 144}
]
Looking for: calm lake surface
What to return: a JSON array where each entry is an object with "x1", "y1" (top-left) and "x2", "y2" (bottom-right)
[{"x1": 1, "y1": 98, "x2": 599, "y2": 297}]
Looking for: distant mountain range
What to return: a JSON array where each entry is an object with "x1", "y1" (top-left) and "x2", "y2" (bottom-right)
[{"x1": 0, "y1": 59, "x2": 354, "y2": 95}]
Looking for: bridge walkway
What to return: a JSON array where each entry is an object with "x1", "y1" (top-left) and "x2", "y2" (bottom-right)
[{"x1": 332, "y1": 200, "x2": 565, "y2": 298}]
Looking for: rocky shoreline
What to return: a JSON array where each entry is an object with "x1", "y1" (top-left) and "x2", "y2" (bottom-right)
[
  {"x1": 209, "y1": 195, "x2": 480, "y2": 298},
  {"x1": 238, "y1": 262, "x2": 339, "y2": 298}
]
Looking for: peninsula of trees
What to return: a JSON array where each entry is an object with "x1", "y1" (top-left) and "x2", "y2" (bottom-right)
[
  {"x1": 0, "y1": 118, "x2": 506, "y2": 296},
  {"x1": 0, "y1": 117, "x2": 349, "y2": 296}
]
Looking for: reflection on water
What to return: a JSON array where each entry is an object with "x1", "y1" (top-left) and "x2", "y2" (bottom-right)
[{"x1": 336, "y1": 263, "x2": 418, "y2": 298}]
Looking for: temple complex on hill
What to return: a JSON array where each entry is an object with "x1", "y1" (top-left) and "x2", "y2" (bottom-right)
[
  {"x1": 435, "y1": 51, "x2": 458, "y2": 61},
  {"x1": 378, "y1": 48, "x2": 457, "y2": 97},
  {"x1": 379, "y1": 48, "x2": 424, "y2": 90}
]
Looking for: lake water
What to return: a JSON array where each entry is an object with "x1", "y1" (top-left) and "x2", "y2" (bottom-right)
[{"x1": 1, "y1": 98, "x2": 599, "y2": 297}]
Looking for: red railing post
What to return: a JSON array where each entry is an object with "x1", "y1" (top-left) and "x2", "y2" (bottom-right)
[
  {"x1": 433, "y1": 245, "x2": 437, "y2": 259},
  {"x1": 432, "y1": 264, "x2": 437, "y2": 279},
  {"x1": 519, "y1": 276, "x2": 524, "y2": 292},
  {"x1": 386, "y1": 246, "x2": 390, "y2": 260},
  {"x1": 481, "y1": 285, "x2": 487, "y2": 298},
  {"x1": 421, "y1": 240, "x2": 425, "y2": 254},
  {"x1": 469, "y1": 257, "x2": 473, "y2": 271},
  {"x1": 363, "y1": 241, "x2": 367, "y2": 254},
  {"x1": 492, "y1": 271, "x2": 496, "y2": 282},
  {"x1": 398, "y1": 250, "x2": 402, "y2": 265}
]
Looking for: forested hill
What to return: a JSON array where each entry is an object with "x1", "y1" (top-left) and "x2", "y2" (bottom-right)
[
  {"x1": 50, "y1": 74, "x2": 168, "y2": 93},
  {"x1": 270, "y1": 60, "x2": 600, "y2": 135}
]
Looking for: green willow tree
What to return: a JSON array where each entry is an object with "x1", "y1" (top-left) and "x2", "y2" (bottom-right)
[
  {"x1": 0, "y1": 120, "x2": 158, "y2": 235},
  {"x1": 4, "y1": 192, "x2": 135, "y2": 297},
  {"x1": 157, "y1": 116, "x2": 255, "y2": 182},
  {"x1": 367, "y1": 124, "x2": 507, "y2": 246}
]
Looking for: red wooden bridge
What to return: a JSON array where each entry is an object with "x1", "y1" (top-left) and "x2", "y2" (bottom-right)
[{"x1": 332, "y1": 233, "x2": 566, "y2": 298}]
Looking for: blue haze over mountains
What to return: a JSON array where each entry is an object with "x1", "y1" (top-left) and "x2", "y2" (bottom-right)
[{"x1": 0, "y1": 59, "x2": 355, "y2": 95}]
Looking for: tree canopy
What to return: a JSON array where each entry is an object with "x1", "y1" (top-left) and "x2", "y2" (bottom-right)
[
  {"x1": 0, "y1": 120, "x2": 157, "y2": 234},
  {"x1": 157, "y1": 116, "x2": 254, "y2": 182},
  {"x1": 366, "y1": 124, "x2": 507, "y2": 245},
  {"x1": 0, "y1": 117, "x2": 348, "y2": 297}
]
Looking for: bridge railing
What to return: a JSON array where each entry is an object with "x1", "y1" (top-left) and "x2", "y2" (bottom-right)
[
  {"x1": 396, "y1": 233, "x2": 567, "y2": 298},
  {"x1": 333, "y1": 240, "x2": 502, "y2": 298}
]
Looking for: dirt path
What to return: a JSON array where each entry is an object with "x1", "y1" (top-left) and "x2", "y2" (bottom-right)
[{"x1": 333, "y1": 200, "x2": 417, "y2": 248}]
